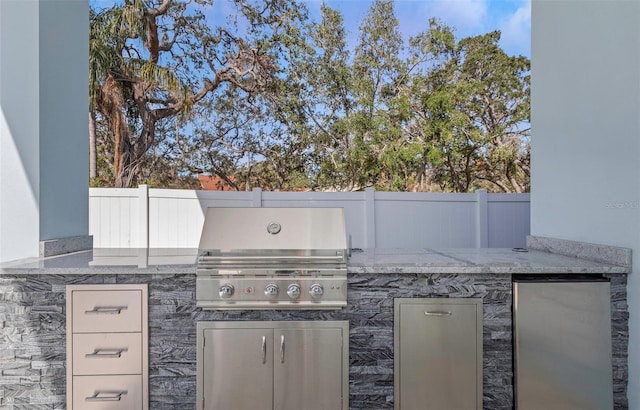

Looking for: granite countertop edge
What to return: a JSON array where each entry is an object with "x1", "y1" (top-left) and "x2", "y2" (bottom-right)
[
  {"x1": 346, "y1": 265, "x2": 629, "y2": 275},
  {"x1": 2, "y1": 265, "x2": 628, "y2": 276},
  {"x1": 0, "y1": 237, "x2": 631, "y2": 276}
]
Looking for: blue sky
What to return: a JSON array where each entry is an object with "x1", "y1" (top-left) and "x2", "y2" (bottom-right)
[
  {"x1": 302, "y1": 0, "x2": 531, "y2": 57},
  {"x1": 91, "y1": 0, "x2": 531, "y2": 57}
]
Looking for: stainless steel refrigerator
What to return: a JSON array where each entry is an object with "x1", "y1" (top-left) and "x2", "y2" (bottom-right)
[{"x1": 513, "y1": 276, "x2": 613, "y2": 410}]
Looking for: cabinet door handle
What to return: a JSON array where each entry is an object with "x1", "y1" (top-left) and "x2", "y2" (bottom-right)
[
  {"x1": 425, "y1": 311, "x2": 452, "y2": 316},
  {"x1": 261, "y1": 336, "x2": 267, "y2": 364},
  {"x1": 85, "y1": 390, "x2": 128, "y2": 402},
  {"x1": 280, "y1": 335, "x2": 285, "y2": 363},
  {"x1": 85, "y1": 348, "x2": 128, "y2": 358},
  {"x1": 85, "y1": 306, "x2": 128, "y2": 315}
]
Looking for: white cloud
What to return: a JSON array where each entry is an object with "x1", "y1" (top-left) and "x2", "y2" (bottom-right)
[
  {"x1": 418, "y1": 0, "x2": 489, "y2": 35},
  {"x1": 285, "y1": 0, "x2": 531, "y2": 57},
  {"x1": 415, "y1": 0, "x2": 531, "y2": 57},
  {"x1": 498, "y1": 0, "x2": 531, "y2": 56}
]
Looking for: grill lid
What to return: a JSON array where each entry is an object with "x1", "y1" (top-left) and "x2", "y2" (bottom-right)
[{"x1": 197, "y1": 207, "x2": 348, "y2": 269}]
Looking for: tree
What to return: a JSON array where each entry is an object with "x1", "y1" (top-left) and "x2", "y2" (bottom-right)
[
  {"x1": 89, "y1": 0, "x2": 531, "y2": 193},
  {"x1": 291, "y1": 2, "x2": 355, "y2": 190},
  {"x1": 90, "y1": 0, "x2": 189, "y2": 187},
  {"x1": 348, "y1": 0, "x2": 406, "y2": 190},
  {"x1": 455, "y1": 31, "x2": 530, "y2": 192},
  {"x1": 404, "y1": 20, "x2": 530, "y2": 192},
  {"x1": 182, "y1": 86, "x2": 313, "y2": 191},
  {"x1": 169, "y1": 0, "x2": 313, "y2": 191},
  {"x1": 90, "y1": 0, "x2": 305, "y2": 187}
]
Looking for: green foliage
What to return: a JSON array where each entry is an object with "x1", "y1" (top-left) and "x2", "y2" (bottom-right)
[{"x1": 90, "y1": 0, "x2": 530, "y2": 192}]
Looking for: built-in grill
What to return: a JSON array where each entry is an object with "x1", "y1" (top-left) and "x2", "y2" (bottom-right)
[{"x1": 196, "y1": 207, "x2": 348, "y2": 310}]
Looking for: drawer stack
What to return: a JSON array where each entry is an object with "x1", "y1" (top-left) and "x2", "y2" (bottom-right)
[{"x1": 66, "y1": 284, "x2": 148, "y2": 410}]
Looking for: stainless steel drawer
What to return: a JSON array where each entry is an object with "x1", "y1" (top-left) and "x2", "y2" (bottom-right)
[
  {"x1": 73, "y1": 333, "x2": 142, "y2": 375},
  {"x1": 72, "y1": 290, "x2": 142, "y2": 333},
  {"x1": 72, "y1": 375, "x2": 142, "y2": 410}
]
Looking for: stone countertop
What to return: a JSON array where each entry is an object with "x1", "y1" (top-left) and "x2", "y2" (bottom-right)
[
  {"x1": 0, "y1": 241, "x2": 631, "y2": 275},
  {"x1": 0, "y1": 248, "x2": 199, "y2": 275},
  {"x1": 347, "y1": 247, "x2": 630, "y2": 274}
]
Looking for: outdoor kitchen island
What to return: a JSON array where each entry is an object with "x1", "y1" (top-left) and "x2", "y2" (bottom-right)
[{"x1": 0, "y1": 236, "x2": 630, "y2": 410}]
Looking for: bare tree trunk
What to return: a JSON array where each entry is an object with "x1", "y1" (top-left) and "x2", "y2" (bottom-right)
[
  {"x1": 112, "y1": 110, "x2": 129, "y2": 187},
  {"x1": 89, "y1": 110, "x2": 97, "y2": 180},
  {"x1": 99, "y1": 75, "x2": 130, "y2": 188}
]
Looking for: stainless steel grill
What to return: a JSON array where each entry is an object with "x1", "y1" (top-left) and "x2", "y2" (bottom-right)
[{"x1": 196, "y1": 207, "x2": 348, "y2": 310}]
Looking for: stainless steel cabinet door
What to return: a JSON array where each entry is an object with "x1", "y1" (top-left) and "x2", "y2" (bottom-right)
[
  {"x1": 202, "y1": 328, "x2": 274, "y2": 410},
  {"x1": 395, "y1": 299, "x2": 482, "y2": 410},
  {"x1": 514, "y1": 281, "x2": 613, "y2": 410},
  {"x1": 274, "y1": 327, "x2": 345, "y2": 410}
]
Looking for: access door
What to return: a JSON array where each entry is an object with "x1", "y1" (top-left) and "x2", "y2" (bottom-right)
[
  {"x1": 274, "y1": 327, "x2": 345, "y2": 410},
  {"x1": 395, "y1": 298, "x2": 483, "y2": 410},
  {"x1": 201, "y1": 328, "x2": 274, "y2": 410}
]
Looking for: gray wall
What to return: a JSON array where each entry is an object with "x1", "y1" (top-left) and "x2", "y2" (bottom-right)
[
  {"x1": 530, "y1": 0, "x2": 640, "y2": 406},
  {"x1": 0, "y1": 0, "x2": 89, "y2": 262},
  {"x1": 0, "y1": 0, "x2": 41, "y2": 262},
  {"x1": 39, "y1": 1, "x2": 90, "y2": 241}
]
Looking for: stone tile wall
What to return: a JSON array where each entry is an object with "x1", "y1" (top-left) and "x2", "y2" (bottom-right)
[
  {"x1": 610, "y1": 274, "x2": 629, "y2": 409},
  {"x1": 0, "y1": 273, "x2": 628, "y2": 409}
]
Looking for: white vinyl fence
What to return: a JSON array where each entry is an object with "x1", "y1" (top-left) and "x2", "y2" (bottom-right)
[{"x1": 89, "y1": 186, "x2": 530, "y2": 249}]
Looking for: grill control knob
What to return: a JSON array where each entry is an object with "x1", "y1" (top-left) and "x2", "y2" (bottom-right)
[
  {"x1": 287, "y1": 284, "x2": 301, "y2": 299},
  {"x1": 309, "y1": 284, "x2": 324, "y2": 299},
  {"x1": 264, "y1": 284, "x2": 279, "y2": 298},
  {"x1": 219, "y1": 284, "x2": 234, "y2": 299}
]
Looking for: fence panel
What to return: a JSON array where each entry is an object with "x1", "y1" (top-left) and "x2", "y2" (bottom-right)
[
  {"x1": 89, "y1": 188, "x2": 140, "y2": 248},
  {"x1": 89, "y1": 186, "x2": 530, "y2": 249},
  {"x1": 374, "y1": 192, "x2": 478, "y2": 248},
  {"x1": 149, "y1": 190, "x2": 204, "y2": 248},
  {"x1": 487, "y1": 193, "x2": 531, "y2": 248}
]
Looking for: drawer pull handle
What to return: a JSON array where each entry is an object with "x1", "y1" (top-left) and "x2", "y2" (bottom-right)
[
  {"x1": 86, "y1": 348, "x2": 128, "y2": 358},
  {"x1": 85, "y1": 390, "x2": 128, "y2": 402},
  {"x1": 425, "y1": 311, "x2": 452, "y2": 316},
  {"x1": 85, "y1": 306, "x2": 128, "y2": 315}
]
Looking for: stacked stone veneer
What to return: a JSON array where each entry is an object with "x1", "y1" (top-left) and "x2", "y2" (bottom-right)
[
  {"x1": 610, "y1": 274, "x2": 629, "y2": 409},
  {"x1": 0, "y1": 272, "x2": 628, "y2": 409}
]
